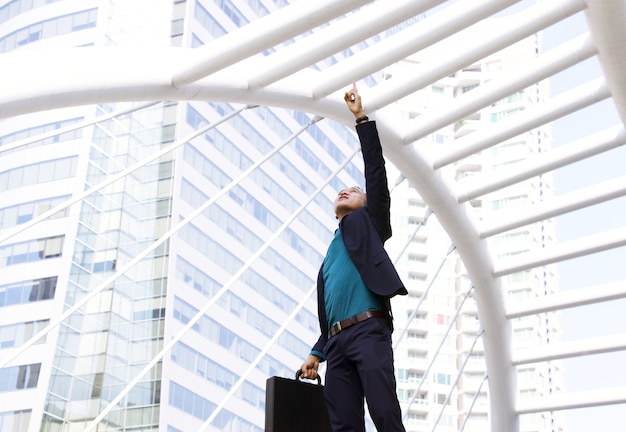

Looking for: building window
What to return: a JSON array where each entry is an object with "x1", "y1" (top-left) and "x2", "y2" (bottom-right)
[
  {"x1": 92, "y1": 260, "x2": 116, "y2": 273},
  {"x1": 506, "y1": 271, "x2": 530, "y2": 284},
  {"x1": 436, "y1": 393, "x2": 450, "y2": 405},
  {"x1": 0, "y1": 363, "x2": 41, "y2": 392},
  {"x1": 0, "y1": 320, "x2": 49, "y2": 349},
  {"x1": 0, "y1": 9, "x2": 97, "y2": 53},
  {"x1": 0, "y1": 195, "x2": 70, "y2": 229},
  {"x1": 183, "y1": 142, "x2": 231, "y2": 189},
  {"x1": 219, "y1": 0, "x2": 248, "y2": 26},
  {"x1": 462, "y1": 84, "x2": 479, "y2": 93},
  {"x1": 491, "y1": 194, "x2": 526, "y2": 211},
  {"x1": 0, "y1": 277, "x2": 57, "y2": 307},
  {"x1": 0, "y1": 236, "x2": 64, "y2": 268},
  {"x1": 0, "y1": 157, "x2": 77, "y2": 192},
  {"x1": 0, "y1": 409, "x2": 31, "y2": 432},
  {"x1": 193, "y1": 2, "x2": 226, "y2": 40},
  {"x1": 490, "y1": 107, "x2": 524, "y2": 122},
  {"x1": 509, "y1": 287, "x2": 531, "y2": 301},
  {"x1": 171, "y1": 342, "x2": 238, "y2": 390},
  {"x1": 0, "y1": 118, "x2": 82, "y2": 153},
  {"x1": 513, "y1": 328, "x2": 533, "y2": 342},
  {"x1": 0, "y1": 0, "x2": 60, "y2": 23},
  {"x1": 435, "y1": 314, "x2": 448, "y2": 325},
  {"x1": 173, "y1": 296, "x2": 259, "y2": 361},
  {"x1": 434, "y1": 373, "x2": 451, "y2": 385},
  {"x1": 168, "y1": 381, "x2": 262, "y2": 432}
]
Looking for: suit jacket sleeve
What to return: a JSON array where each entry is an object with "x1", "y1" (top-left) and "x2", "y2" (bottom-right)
[{"x1": 356, "y1": 121, "x2": 392, "y2": 242}]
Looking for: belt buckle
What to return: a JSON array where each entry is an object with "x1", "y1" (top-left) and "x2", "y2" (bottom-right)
[{"x1": 335, "y1": 321, "x2": 342, "y2": 333}]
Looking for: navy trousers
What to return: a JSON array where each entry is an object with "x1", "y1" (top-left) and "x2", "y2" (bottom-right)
[{"x1": 323, "y1": 317, "x2": 406, "y2": 432}]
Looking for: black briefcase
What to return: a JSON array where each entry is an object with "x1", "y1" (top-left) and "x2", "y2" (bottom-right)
[{"x1": 265, "y1": 370, "x2": 331, "y2": 432}]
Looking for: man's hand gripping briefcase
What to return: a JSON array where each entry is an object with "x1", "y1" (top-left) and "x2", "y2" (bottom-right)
[{"x1": 265, "y1": 369, "x2": 331, "y2": 432}]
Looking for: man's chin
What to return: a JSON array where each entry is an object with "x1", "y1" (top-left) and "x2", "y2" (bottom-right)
[
  {"x1": 335, "y1": 203, "x2": 359, "y2": 216},
  {"x1": 335, "y1": 203, "x2": 348, "y2": 214}
]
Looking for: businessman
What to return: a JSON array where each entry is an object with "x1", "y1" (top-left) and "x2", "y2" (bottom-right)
[{"x1": 300, "y1": 83, "x2": 407, "y2": 432}]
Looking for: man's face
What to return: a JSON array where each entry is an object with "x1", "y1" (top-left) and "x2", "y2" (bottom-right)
[{"x1": 334, "y1": 186, "x2": 366, "y2": 219}]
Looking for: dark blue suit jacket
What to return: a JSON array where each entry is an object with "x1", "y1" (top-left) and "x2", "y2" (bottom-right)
[{"x1": 312, "y1": 121, "x2": 407, "y2": 356}]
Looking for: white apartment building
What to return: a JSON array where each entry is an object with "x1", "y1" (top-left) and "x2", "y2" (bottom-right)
[{"x1": 385, "y1": 32, "x2": 566, "y2": 432}]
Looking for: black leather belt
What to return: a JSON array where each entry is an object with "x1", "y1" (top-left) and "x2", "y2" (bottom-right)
[{"x1": 328, "y1": 310, "x2": 386, "y2": 338}]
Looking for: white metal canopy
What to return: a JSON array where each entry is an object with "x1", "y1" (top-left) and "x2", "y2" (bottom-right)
[{"x1": 1, "y1": 0, "x2": 625, "y2": 431}]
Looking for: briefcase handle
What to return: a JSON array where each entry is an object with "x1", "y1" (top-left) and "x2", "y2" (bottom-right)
[{"x1": 296, "y1": 369, "x2": 322, "y2": 385}]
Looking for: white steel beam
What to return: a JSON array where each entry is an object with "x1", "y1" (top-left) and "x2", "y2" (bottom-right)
[
  {"x1": 247, "y1": 0, "x2": 444, "y2": 90},
  {"x1": 366, "y1": 0, "x2": 585, "y2": 113},
  {"x1": 462, "y1": 125, "x2": 626, "y2": 205},
  {"x1": 516, "y1": 387, "x2": 626, "y2": 414},
  {"x1": 0, "y1": 48, "x2": 336, "y2": 121},
  {"x1": 312, "y1": 0, "x2": 521, "y2": 100},
  {"x1": 494, "y1": 226, "x2": 626, "y2": 277},
  {"x1": 433, "y1": 78, "x2": 610, "y2": 169},
  {"x1": 506, "y1": 280, "x2": 626, "y2": 318},
  {"x1": 0, "y1": 48, "x2": 189, "y2": 118},
  {"x1": 171, "y1": 0, "x2": 374, "y2": 87},
  {"x1": 479, "y1": 173, "x2": 626, "y2": 238},
  {"x1": 512, "y1": 333, "x2": 626, "y2": 365},
  {"x1": 403, "y1": 33, "x2": 597, "y2": 145},
  {"x1": 585, "y1": 0, "x2": 626, "y2": 127}
]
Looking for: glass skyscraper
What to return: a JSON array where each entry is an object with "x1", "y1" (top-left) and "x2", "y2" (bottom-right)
[
  {"x1": 0, "y1": 1, "x2": 566, "y2": 432},
  {"x1": 0, "y1": 1, "x2": 378, "y2": 430}
]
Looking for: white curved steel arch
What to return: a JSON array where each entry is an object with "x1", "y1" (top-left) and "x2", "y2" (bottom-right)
[{"x1": 1, "y1": 0, "x2": 626, "y2": 431}]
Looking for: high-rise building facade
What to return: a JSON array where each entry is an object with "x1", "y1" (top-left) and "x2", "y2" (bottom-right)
[
  {"x1": 0, "y1": 1, "x2": 378, "y2": 431},
  {"x1": 0, "y1": 2, "x2": 565, "y2": 432}
]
